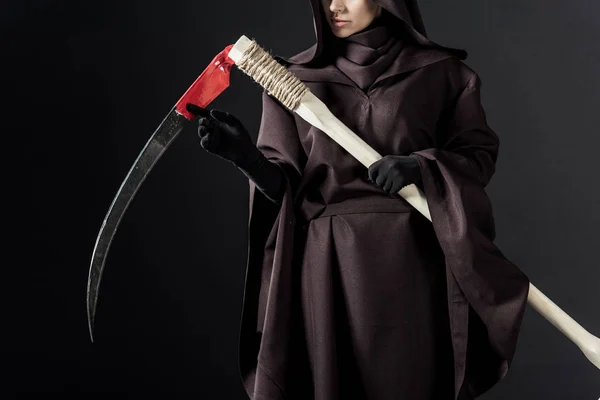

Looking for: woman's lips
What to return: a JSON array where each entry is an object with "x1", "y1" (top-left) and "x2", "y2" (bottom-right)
[{"x1": 332, "y1": 19, "x2": 350, "y2": 27}]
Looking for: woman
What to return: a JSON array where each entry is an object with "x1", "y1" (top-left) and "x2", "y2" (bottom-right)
[{"x1": 187, "y1": 1, "x2": 530, "y2": 399}]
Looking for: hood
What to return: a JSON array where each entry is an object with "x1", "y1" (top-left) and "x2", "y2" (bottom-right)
[{"x1": 278, "y1": 0, "x2": 467, "y2": 67}]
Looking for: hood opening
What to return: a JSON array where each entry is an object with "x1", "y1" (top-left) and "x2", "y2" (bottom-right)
[{"x1": 280, "y1": 0, "x2": 467, "y2": 66}]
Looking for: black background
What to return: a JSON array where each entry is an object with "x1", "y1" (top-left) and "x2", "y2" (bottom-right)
[{"x1": 5, "y1": 0, "x2": 600, "y2": 398}]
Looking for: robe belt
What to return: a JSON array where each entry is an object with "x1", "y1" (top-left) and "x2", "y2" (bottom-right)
[{"x1": 297, "y1": 195, "x2": 415, "y2": 225}]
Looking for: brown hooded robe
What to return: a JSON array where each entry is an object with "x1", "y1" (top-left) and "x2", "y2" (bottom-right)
[{"x1": 237, "y1": 1, "x2": 530, "y2": 399}]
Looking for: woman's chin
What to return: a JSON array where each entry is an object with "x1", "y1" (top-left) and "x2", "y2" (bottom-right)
[{"x1": 331, "y1": 26, "x2": 354, "y2": 38}]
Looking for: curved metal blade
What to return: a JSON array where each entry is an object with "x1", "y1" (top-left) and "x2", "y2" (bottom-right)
[{"x1": 87, "y1": 108, "x2": 189, "y2": 341}]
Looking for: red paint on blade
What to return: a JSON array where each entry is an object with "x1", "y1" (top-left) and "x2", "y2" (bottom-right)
[{"x1": 175, "y1": 44, "x2": 235, "y2": 120}]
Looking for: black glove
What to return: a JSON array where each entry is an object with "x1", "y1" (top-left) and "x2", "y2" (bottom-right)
[
  {"x1": 367, "y1": 155, "x2": 422, "y2": 195},
  {"x1": 186, "y1": 103, "x2": 286, "y2": 204},
  {"x1": 186, "y1": 103, "x2": 261, "y2": 170}
]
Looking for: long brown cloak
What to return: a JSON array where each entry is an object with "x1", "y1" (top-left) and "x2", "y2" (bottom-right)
[{"x1": 237, "y1": 1, "x2": 530, "y2": 399}]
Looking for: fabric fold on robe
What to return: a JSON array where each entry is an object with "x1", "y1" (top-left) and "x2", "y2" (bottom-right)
[
  {"x1": 333, "y1": 11, "x2": 405, "y2": 91},
  {"x1": 411, "y1": 73, "x2": 530, "y2": 398},
  {"x1": 239, "y1": 91, "x2": 312, "y2": 400}
]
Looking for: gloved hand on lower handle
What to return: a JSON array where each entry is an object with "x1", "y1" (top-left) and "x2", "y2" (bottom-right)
[
  {"x1": 367, "y1": 154, "x2": 422, "y2": 196},
  {"x1": 186, "y1": 103, "x2": 286, "y2": 204}
]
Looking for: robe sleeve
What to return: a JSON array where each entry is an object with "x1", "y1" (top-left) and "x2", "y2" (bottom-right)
[
  {"x1": 238, "y1": 89, "x2": 307, "y2": 399},
  {"x1": 411, "y1": 72, "x2": 531, "y2": 398},
  {"x1": 414, "y1": 73, "x2": 499, "y2": 189}
]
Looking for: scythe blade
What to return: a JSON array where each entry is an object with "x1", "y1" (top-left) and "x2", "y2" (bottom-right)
[{"x1": 87, "y1": 44, "x2": 235, "y2": 341}]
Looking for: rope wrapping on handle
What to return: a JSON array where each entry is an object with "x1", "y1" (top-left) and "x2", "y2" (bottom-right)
[{"x1": 236, "y1": 40, "x2": 309, "y2": 111}]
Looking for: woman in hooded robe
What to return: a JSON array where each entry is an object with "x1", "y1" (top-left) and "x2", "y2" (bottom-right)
[{"x1": 187, "y1": 1, "x2": 530, "y2": 399}]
